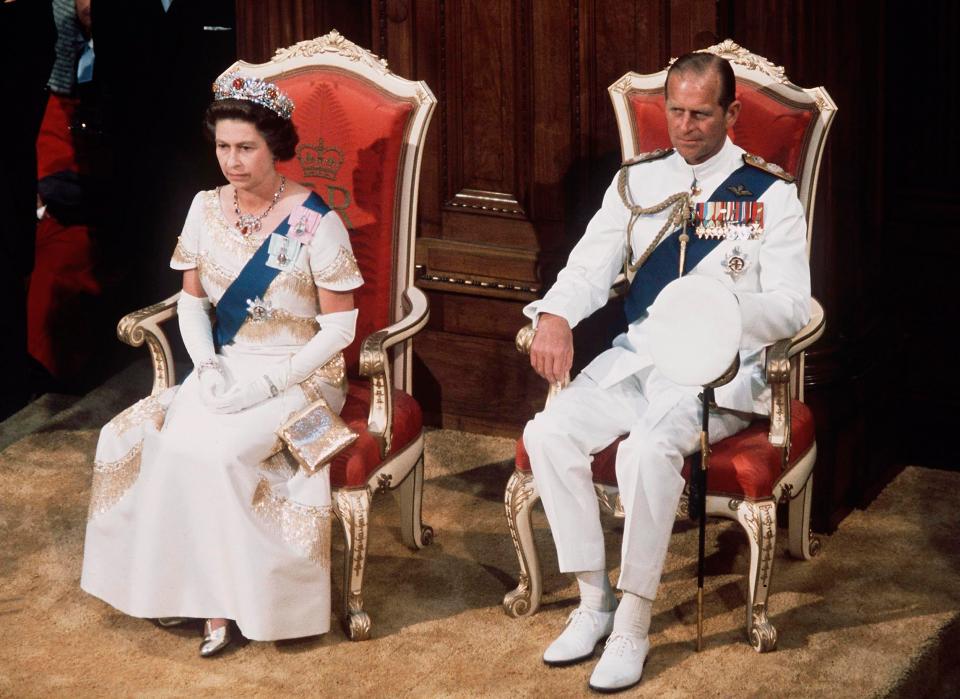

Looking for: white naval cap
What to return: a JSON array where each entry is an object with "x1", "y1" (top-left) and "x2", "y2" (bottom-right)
[{"x1": 646, "y1": 276, "x2": 742, "y2": 387}]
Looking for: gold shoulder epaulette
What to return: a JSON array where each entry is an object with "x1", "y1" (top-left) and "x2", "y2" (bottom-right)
[
  {"x1": 621, "y1": 148, "x2": 674, "y2": 168},
  {"x1": 742, "y1": 153, "x2": 795, "y2": 183}
]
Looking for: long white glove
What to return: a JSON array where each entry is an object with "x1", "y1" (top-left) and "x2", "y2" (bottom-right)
[
  {"x1": 207, "y1": 308, "x2": 358, "y2": 414},
  {"x1": 177, "y1": 292, "x2": 228, "y2": 404}
]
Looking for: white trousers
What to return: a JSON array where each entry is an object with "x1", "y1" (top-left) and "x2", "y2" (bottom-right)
[{"x1": 523, "y1": 369, "x2": 749, "y2": 599}]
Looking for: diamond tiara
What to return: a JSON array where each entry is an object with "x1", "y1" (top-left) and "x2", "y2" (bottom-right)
[{"x1": 212, "y1": 73, "x2": 295, "y2": 120}]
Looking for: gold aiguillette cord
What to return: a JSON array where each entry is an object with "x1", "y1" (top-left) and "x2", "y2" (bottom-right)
[{"x1": 678, "y1": 222, "x2": 689, "y2": 278}]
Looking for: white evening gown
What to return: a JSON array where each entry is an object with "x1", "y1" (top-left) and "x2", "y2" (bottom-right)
[{"x1": 80, "y1": 189, "x2": 364, "y2": 641}]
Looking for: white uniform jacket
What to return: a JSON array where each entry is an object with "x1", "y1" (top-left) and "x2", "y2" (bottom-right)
[{"x1": 524, "y1": 137, "x2": 811, "y2": 417}]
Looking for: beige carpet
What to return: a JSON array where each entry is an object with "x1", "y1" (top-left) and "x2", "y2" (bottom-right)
[{"x1": 1, "y1": 366, "x2": 958, "y2": 697}]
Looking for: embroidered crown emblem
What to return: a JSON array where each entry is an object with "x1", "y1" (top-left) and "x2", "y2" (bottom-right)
[{"x1": 296, "y1": 139, "x2": 345, "y2": 180}]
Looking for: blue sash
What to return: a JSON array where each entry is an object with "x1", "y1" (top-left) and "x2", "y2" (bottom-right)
[
  {"x1": 214, "y1": 191, "x2": 330, "y2": 347},
  {"x1": 623, "y1": 164, "x2": 777, "y2": 326}
]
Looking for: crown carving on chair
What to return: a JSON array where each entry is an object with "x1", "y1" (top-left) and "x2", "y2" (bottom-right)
[
  {"x1": 212, "y1": 72, "x2": 295, "y2": 119},
  {"x1": 296, "y1": 139, "x2": 346, "y2": 180}
]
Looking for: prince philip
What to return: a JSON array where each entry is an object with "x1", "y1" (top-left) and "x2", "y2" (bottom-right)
[{"x1": 522, "y1": 52, "x2": 811, "y2": 692}]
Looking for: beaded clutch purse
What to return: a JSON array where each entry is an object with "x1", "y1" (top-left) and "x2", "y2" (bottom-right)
[{"x1": 279, "y1": 396, "x2": 358, "y2": 475}]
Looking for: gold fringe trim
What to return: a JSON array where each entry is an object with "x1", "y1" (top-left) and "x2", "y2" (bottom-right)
[
  {"x1": 313, "y1": 245, "x2": 364, "y2": 289},
  {"x1": 170, "y1": 237, "x2": 198, "y2": 267},
  {"x1": 88, "y1": 442, "x2": 143, "y2": 520},
  {"x1": 235, "y1": 309, "x2": 319, "y2": 345},
  {"x1": 300, "y1": 353, "x2": 347, "y2": 401},
  {"x1": 269, "y1": 267, "x2": 316, "y2": 299},
  {"x1": 251, "y1": 478, "x2": 332, "y2": 565},
  {"x1": 198, "y1": 255, "x2": 237, "y2": 288},
  {"x1": 259, "y1": 450, "x2": 298, "y2": 479},
  {"x1": 264, "y1": 275, "x2": 321, "y2": 311},
  {"x1": 108, "y1": 395, "x2": 168, "y2": 437}
]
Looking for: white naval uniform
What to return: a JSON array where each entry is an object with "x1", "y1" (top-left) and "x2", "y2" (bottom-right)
[{"x1": 522, "y1": 137, "x2": 811, "y2": 599}]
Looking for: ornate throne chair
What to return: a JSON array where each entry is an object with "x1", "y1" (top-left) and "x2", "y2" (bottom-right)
[
  {"x1": 118, "y1": 31, "x2": 436, "y2": 641},
  {"x1": 503, "y1": 41, "x2": 836, "y2": 652}
]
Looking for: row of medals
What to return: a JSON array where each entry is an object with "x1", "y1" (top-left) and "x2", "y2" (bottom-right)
[{"x1": 692, "y1": 201, "x2": 765, "y2": 241}]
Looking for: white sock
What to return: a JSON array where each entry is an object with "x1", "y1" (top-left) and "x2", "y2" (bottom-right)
[
  {"x1": 612, "y1": 592, "x2": 652, "y2": 638},
  {"x1": 576, "y1": 570, "x2": 617, "y2": 612}
]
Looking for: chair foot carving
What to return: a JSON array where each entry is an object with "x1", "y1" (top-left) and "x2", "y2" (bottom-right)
[
  {"x1": 346, "y1": 599, "x2": 372, "y2": 642},
  {"x1": 398, "y1": 454, "x2": 433, "y2": 550},
  {"x1": 749, "y1": 604, "x2": 778, "y2": 652},
  {"x1": 502, "y1": 469, "x2": 542, "y2": 618},
  {"x1": 334, "y1": 488, "x2": 372, "y2": 641},
  {"x1": 503, "y1": 574, "x2": 535, "y2": 617},
  {"x1": 734, "y1": 499, "x2": 778, "y2": 652}
]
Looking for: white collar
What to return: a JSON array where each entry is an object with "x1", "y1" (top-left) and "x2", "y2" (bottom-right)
[{"x1": 673, "y1": 137, "x2": 740, "y2": 185}]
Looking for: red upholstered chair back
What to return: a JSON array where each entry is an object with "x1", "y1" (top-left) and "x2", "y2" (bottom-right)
[
  {"x1": 219, "y1": 32, "x2": 436, "y2": 391},
  {"x1": 609, "y1": 40, "x2": 837, "y2": 251}
]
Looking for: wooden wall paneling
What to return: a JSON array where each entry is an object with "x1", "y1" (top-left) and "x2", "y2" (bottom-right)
[
  {"x1": 668, "y1": 0, "x2": 717, "y2": 55},
  {"x1": 528, "y1": 1, "x2": 573, "y2": 226},
  {"x1": 235, "y1": 1, "x2": 371, "y2": 63},
  {"x1": 443, "y1": 0, "x2": 526, "y2": 222},
  {"x1": 374, "y1": 1, "x2": 546, "y2": 434},
  {"x1": 377, "y1": 1, "x2": 444, "y2": 241}
]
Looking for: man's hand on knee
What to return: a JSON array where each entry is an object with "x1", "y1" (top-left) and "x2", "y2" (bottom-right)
[{"x1": 530, "y1": 313, "x2": 574, "y2": 384}]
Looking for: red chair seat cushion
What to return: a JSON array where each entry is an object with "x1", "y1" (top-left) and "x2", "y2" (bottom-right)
[
  {"x1": 515, "y1": 400, "x2": 815, "y2": 500},
  {"x1": 330, "y1": 380, "x2": 423, "y2": 488}
]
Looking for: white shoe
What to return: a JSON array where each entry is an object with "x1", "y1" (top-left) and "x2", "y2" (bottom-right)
[
  {"x1": 543, "y1": 606, "x2": 616, "y2": 666},
  {"x1": 588, "y1": 632, "x2": 650, "y2": 693}
]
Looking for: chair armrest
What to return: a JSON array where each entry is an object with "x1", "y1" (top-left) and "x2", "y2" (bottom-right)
[
  {"x1": 116, "y1": 292, "x2": 181, "y2": 396},
  {"x1": 359, "y1": 286, "x2": 430, "y2": 455},
  {"x1": 766, "y1": 297, "x2": 825, "y2": 448}
]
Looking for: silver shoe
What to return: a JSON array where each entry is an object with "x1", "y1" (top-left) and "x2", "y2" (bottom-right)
[
  {"x1": 156, "y1": 617, "x2": 188, "y2": 627},
  {"x1": 199, "y1": 620, "x2": 232, "y2": 657}
]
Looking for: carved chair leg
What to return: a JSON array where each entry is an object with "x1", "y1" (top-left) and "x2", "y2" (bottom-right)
[
  {"x1": 333, "y1": 487, "x2": 372, "y2": 641},
  {"x1": 787, "y1": 473, "x2": 821, "y2": 560},
  {"x1": 398, "y1": 454, "x2": 434, "y2": 550},
  {"x1": 502, "y1": 469, "x2": 543, "y2": 618},
  {"x1": 734, "y1": 499, "x2": 778, "y2": 652}
]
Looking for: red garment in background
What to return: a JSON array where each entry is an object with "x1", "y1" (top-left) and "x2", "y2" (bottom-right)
[{"x1": 29, "y1": 93, "x2": 100, "y2": 378}]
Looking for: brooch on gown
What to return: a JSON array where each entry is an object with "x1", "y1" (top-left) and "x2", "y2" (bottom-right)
[{"x1": 265, "y1": 205, "x2": 322, "y2": 271}]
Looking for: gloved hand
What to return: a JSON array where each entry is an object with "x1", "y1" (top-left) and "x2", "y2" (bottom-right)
[
  {"x1": 205, "y1": 308, "x2": 358, "y2": 414},
  {"x1": 198, "y1": 361, "x2": 229, "y2": 407},
  {"x1": 206, "y1": 375, "x2": 276, "y2": 414}
]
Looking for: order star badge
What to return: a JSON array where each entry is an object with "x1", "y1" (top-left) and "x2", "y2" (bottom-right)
[
  {"x1": 245, "y1": 296, "x2": 273, "y2": 322},
  {"x1": 722, "y1": 246, "x2": 750, "y2": 280}
]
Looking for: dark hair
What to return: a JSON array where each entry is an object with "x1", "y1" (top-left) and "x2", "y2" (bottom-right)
[
  {"x1": 203, "y1": 98, "x2": 299, "y2": 161},
  {"x1": 665, "y1": 53, "x2": 736, "y2": 112}
]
